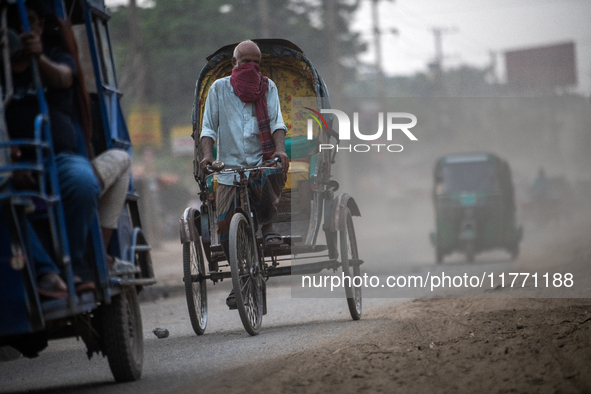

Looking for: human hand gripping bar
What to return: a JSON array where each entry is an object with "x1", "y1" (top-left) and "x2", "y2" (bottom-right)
[{"x1": 204, "y1": 157, "x2": 281, "y2": 180}]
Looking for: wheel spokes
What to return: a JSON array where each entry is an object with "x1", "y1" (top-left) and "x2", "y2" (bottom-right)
[
  {"x1": 230, "y1": 214, "x2": 263, "y2": 333},
  {"x1": 191, "y1": 242, "x2": 207, "y2": 327},
  {"x1": 237, "y1": 220, "x2": 261, "y2": 325}
]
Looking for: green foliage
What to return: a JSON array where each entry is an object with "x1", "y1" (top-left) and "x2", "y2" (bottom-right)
[{"x1": 107, "y1": 0, "x2": 364, "y2": 150}]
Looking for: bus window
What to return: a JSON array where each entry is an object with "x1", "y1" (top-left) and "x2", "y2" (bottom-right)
[
  {"x1": 73, "y1": 25, "x2": 97, "y2": 93},
  {"x1": 92, "y1": 16, "x2": 116, "y2": 88}
]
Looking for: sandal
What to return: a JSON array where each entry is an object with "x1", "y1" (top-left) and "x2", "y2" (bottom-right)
[
  {"x1": 108, "y1": 256, "x2": 140, "y2": 276},
  {"x1": 37, "y1": 273, "x2": 68, "y2": 299},
  {"x1": 73, "y1": 276, "x2": 96, "y2": 294},
  {"x1": 263, "y1": 229, "x2": 283, "y2": 246}
]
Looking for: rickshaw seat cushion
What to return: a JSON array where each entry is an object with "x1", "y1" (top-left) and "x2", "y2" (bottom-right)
[
  {"x1": 286, "y1": 135, "x2": 318, "y2": 159},
  {"x1": 285, "y1": 161, "x2": 309, "y2": 190},
  {"x1": 207, "y1": 175, "x2": 217, "y2": 194},
  {"x1": 207, "y1": 160, "x2": 310, "y2": 193}
]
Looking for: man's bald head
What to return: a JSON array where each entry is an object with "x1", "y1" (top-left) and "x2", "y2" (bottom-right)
[{"x1": 232, "y1": 40, "x2": 262, "y2": 68}]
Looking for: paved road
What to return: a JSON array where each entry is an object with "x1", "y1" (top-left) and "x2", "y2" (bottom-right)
[
  {"x1": 0, "y1": 278, "x2": 405, "y2": 394},
  {"x1": 0, "y1": 199, "x2": 516, "y2": 393},
  {"x1": 0, "y1": 255, "x2": 517, "y2": 394}
]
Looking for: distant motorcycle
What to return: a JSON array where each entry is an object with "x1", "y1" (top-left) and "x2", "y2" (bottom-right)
[{"x1": 527, "y1": 172, "x2": 574, "y2": 227}]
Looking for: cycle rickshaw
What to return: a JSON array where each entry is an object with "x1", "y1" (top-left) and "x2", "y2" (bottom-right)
[
  {"x1": 0, "y1": 0, "x2": 155, "y2": 382},
  {"x1": 180, "y1": 39, "x2": 363, "y2": 336}
]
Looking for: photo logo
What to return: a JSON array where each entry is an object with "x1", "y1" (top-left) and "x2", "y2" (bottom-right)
[
  {"x1": 303, "y1": 107, "x2": 329, "y2": 140},
  {"x1": 304, "y1": 108, "x2": 418, "y2": 153}
]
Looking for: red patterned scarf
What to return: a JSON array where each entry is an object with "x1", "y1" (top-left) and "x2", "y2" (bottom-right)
[{"x1": 230, "y1": 62, "x2": 275, "y2": 160}]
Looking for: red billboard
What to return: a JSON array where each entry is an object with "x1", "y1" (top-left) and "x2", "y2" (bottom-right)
[{"x1": 505, "y1": 42, "x2": 577, "y2": 88}]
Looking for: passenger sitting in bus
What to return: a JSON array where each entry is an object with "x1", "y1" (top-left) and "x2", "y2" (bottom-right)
[
  {"x1": 92, "y1": 148, "x2": 138, "y2": 274},
  {"x1": 18, "y1": 146, "x2": 134, "y2": 298},
  {"x1": 3, "y1": 1, "x2": 133, "y2": 295},
  {"x1": 11, "y1": 146, "x2": 134, "y2": 298}
]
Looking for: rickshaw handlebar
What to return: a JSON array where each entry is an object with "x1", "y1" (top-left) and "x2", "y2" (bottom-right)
[{"x1": 204, "y1": 157, "x2": 280, "y2": 180}]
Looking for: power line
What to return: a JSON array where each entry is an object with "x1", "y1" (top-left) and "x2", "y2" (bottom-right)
[{"x1": 397, "y1": 3, "x2": 489, "y2": 54}]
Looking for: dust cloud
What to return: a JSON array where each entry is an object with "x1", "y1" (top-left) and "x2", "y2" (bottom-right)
[{"x1": 331, "y1": 97, "x2": 591, "y2": 275}]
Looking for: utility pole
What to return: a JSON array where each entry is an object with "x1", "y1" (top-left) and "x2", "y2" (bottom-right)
[
  {"x1": 430, "y1": 27, "x2": 457, "y2": 72},
  {"x1": 487, "y1": 50, "x2": 498, "y2": 84},
  {"x1": 432, "y1": 27, "x2": 443, "y2": 72},
  {"x1": 128, "y1": 0, "x2": 162, "y2": 246},
  {"x1": 429, "y1": 26, "x2": 457, "y2": 95},
  {"x1": 324, "y1": 0, "x2": 342, "y2": 102},
  {"x1": 128, "y1": 0, "x2": 146, "y2": 104},
  {"x1": 371, "y1": 0, "x2": 384, "y2": 99}
]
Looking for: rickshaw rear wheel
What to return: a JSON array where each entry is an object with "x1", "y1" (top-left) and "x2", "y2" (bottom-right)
[
  {"x1": 340, "y1": 207, "x2": 362, "y2": 320},
  {"x1": 229, "y1": 213, "x2": 263, "y2": 336},
  {"x1": 183, "y1": 238, "x2": 208, "y2": 335},
  {"x1": 101, "y1": 286, "x2": 143, "y2": 382}
]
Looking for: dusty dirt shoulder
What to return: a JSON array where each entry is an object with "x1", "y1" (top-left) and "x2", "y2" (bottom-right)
[
  {"x1": 177, "y1": 297, "x2": 591, "y2": 394},
  {"x1": 174, "y1": 216, "x2": 591, "y2": 394}
]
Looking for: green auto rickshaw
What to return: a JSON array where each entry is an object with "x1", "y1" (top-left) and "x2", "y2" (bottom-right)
[{"x1": 430, "y1": 152, "x2": 522, "y2": 263}]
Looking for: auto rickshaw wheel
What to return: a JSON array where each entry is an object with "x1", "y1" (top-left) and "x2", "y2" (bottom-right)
[
  {"x1": 183, "y1": 238, "x2": 208, "y2": 335},
  {"x1": 229, "y1": 213, "x2": 263, "y2": 336},
  {"x1": 101, "y1": 286, "x2": 144, "y2": 382},
  {"x1": 340, "y1": 207, "x2": 362, "y2": 321}
]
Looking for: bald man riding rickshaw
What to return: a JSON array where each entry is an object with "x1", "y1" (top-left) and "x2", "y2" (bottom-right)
[{"x1": 180, "y1": 39, "x2": 364, "y2": 336}]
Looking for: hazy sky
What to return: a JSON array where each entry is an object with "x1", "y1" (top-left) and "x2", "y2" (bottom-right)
[
  {"x1": 104, "y1": 0, "x2": 591, "y2": 94},
  {"x1": 353, "y1": 0, "x2": 591, "y2": 94}
]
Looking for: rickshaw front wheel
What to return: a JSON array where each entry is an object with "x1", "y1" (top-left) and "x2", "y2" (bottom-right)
[
  {"x1": 183, "y1": 239, "x2": 208, "y2": 335},
  {"x1": 229, "y1": 213, "x2": 263, "y2": 336},
  {"x1": 101, "y1": 286, "x2": 144, "y2": 382},
  {"x1": 340, "y1": 207, "x2": 362, "y2": 321}
]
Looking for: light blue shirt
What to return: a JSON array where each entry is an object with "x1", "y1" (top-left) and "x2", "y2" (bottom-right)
[{"x1": 201, "y1": 76, "x2": 286, "y2": 185}]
